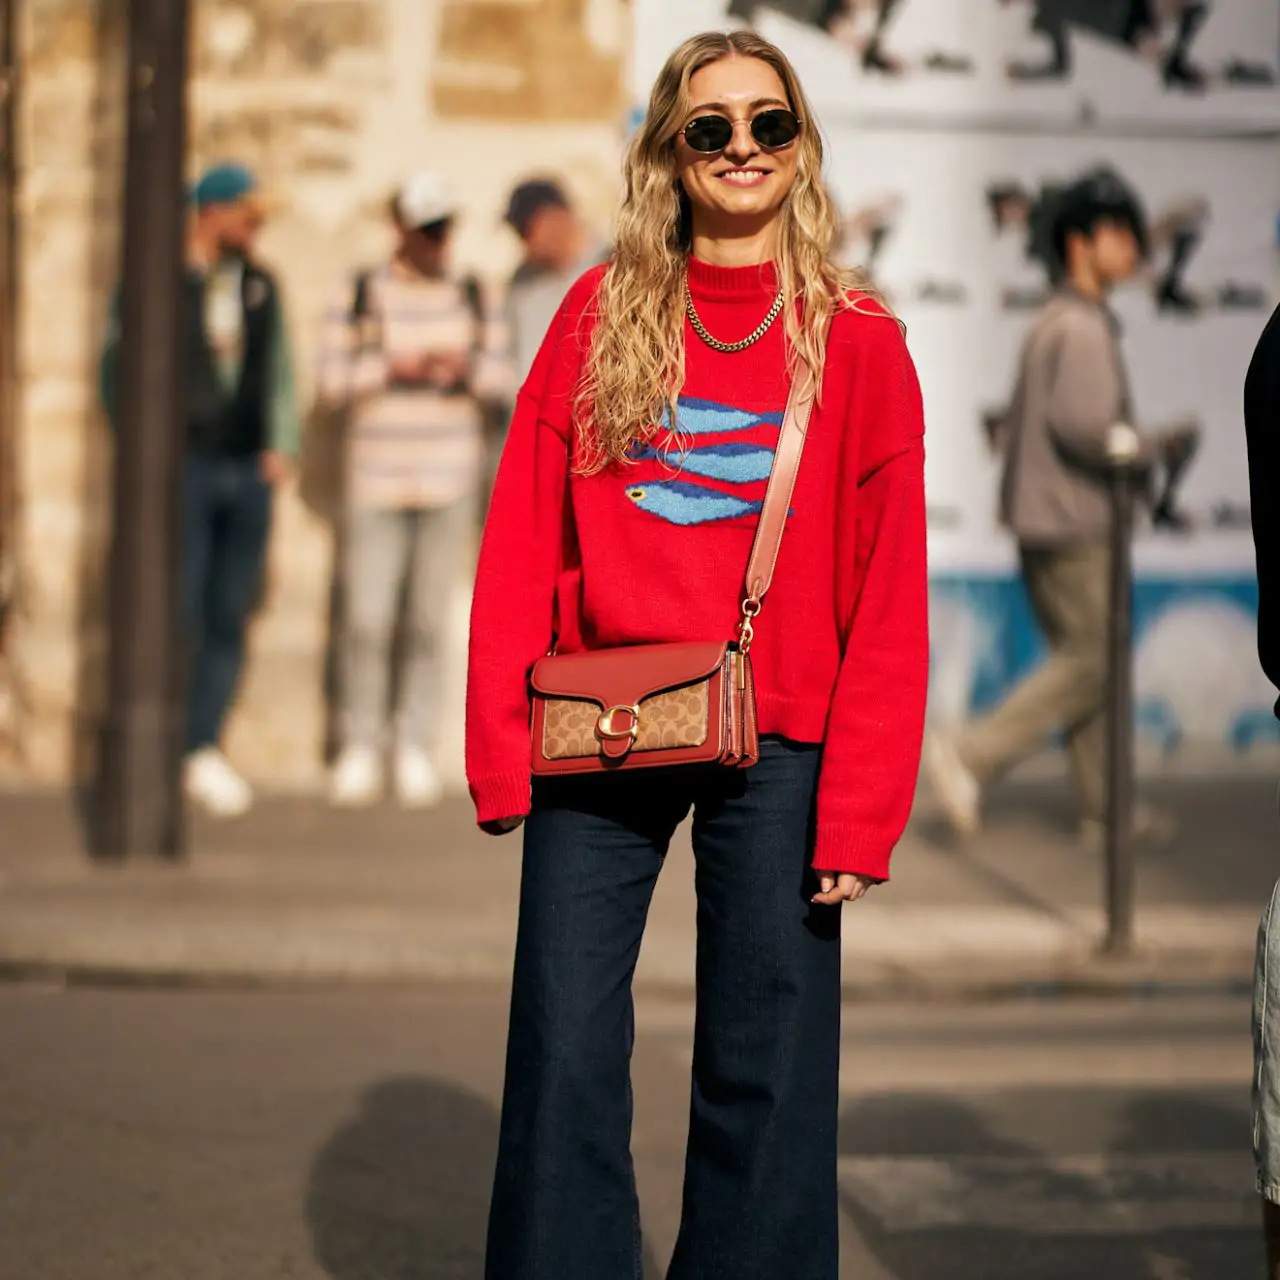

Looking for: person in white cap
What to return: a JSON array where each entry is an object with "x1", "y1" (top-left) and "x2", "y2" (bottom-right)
[{"x1": 314, "y1": 172, "x2": 508, "y2": 807}]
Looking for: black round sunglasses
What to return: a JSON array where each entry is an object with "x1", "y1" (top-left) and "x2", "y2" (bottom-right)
[{"x1": 678, "y1": 108, "x2": 803, "y2": 155}]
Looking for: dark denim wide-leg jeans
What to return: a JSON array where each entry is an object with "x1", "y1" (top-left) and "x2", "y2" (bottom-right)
[{"x1": 485, "y1": 739, "x2": 842, "y2": 1280}]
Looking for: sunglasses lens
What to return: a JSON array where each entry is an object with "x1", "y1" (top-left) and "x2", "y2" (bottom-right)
[
  {"x1": 751, "y1": 109, "x2": 800, "y2": 149},
  {"x1": 683, "y1": 116, "x2": 734, "y2": 153}
]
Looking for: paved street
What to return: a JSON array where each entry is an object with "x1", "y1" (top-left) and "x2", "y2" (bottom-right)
[{"x1": 0, "y1": 983, "x2": 1261, "y2": 1279}]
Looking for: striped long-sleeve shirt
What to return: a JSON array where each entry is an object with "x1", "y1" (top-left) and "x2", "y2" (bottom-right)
[{"x1": 316, "y1": 260, "x2": 510, "y2": 510}]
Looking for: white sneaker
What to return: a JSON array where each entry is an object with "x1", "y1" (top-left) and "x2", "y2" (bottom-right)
[
  {"x1": 395, "y1": 745, "x2": 443, "y2": 810},
  {"x1": 923, "y1": 729, "x2": 981, "y2": 836},
  {"x1": 329, "y1": 746, "x2": 384, "y2": 808},
  {"x1": 184, "y1": 747, "x2": 253, "y2": 818}
]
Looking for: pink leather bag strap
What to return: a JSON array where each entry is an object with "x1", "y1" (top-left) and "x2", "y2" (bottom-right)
[{"x1": 738, "y1": 365, "x2": 817, "y2": 647}]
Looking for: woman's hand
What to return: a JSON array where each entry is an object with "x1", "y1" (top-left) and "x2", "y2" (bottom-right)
[
  {"x1": 481, "y1": 816, "x2": 525, "y2": 836},
  {"x1": 811, "y1": 872, "x2": 878, "y2": 906}
]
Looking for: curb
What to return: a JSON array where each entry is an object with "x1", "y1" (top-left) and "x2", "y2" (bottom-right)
[{"x1": 0, "y1": 941, "x2": 1253, "y2": 1001}]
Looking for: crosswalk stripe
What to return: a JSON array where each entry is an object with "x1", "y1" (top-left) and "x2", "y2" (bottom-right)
[
  {"x1": 836, "y1": 1044, "x2": 1251, "y2": 1091},
  {"x1": 838, "y1": 1154, "x2": 1257, "y2": 1234}
]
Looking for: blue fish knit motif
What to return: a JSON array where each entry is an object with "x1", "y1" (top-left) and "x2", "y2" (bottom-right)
[{"x1": 625, "y1": 396, "x2": 785, "y2": 527}]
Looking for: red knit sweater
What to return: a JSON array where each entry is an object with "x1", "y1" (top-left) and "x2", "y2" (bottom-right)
[{"x1": 466, "y1": 257, "x2": 928, "y2": 879}]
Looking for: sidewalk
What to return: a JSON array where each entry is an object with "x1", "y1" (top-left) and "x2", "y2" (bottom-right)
[{"x1": 0, "y1": 775, "x2": 1274, "y2": 996}]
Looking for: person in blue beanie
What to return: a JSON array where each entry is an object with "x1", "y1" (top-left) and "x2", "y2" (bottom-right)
[{"x1": 100, "y1": 162, "x2": 299, "y2": 816}]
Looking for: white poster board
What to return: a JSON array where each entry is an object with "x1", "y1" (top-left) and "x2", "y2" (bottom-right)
[{"x1": 821, "y1": 126, "x2": 1279, "y2": 576}]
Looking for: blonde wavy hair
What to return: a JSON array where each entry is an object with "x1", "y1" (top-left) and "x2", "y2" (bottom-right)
[{"x1": 577, "y1": 29, "x2": 886, "y2": 472}]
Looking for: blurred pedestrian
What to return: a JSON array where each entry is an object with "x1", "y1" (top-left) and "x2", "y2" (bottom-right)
[
  {"x1": 468, "y1": 30, "x2": 927, "y2": 1279},
  {"x1": 1247, "y1": 298, "x2": 1280, "y2": 1278},
  {"x1": 100, "y1": 161, "x2": 298, "y2": 817},
  {"x1": 924, "y1": 168, "x2": 1194, "y2": 845},
  {"x1": 314, "y1": 172, "x2": 505, "y2": 809},
  {"x1": 503, "y1": 179, "x2": 607, "y2": 389},
  {"x1": 480, "y1": 180, "x2": 606, "y2": 513}
]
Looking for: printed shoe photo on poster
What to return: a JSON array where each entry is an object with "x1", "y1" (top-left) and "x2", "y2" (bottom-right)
[{"x1": 631, "y1": 0, "x2": 1280, "y2": 133}]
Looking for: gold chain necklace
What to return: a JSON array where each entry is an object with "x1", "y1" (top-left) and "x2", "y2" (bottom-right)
[{"x1": 685, "y1": 277, "x2": 785, "y2": 354}]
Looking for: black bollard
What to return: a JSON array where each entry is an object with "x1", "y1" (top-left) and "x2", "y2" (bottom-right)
[{"x1": 98, "y1": 0, "x2": 192, "y2": 859}]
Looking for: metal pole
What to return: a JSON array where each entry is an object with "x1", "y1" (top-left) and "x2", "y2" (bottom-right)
[
  {"x1": 1102, "y1": 429, "x2": 1139, "y2": 954},
  {"x1": 98, "y1": 0, "x2": 190, "y2": 860}
]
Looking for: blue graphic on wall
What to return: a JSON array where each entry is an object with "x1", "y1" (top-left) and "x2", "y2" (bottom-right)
[
  {"x1": 625, "y1": 396, "x2": 784, "y2": 527},
  {"x1": 929, "y1": 572, "x2": 1279, "y2": 754}
]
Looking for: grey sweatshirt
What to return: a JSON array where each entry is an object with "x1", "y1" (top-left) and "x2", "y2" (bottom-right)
[
  {"x1": 505, "y1": 241, "x2": 608, "y2": 389},
  {"x1": 997, "y1": 287, "x2": 1153, "y2": 545}
]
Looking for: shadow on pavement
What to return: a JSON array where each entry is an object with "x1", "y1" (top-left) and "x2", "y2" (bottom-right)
[
  {"x1": 838, "y1": 1089, "x2": 1261, "y2": 1279},
  {"x1": 306, "y1": 1076, "x2": 663, "y2": 1280},
  {"x1": 307, "y1": 1078, "x2": 498, "y2": 1280}
]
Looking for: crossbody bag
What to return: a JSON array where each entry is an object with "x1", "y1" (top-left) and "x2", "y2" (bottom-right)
[{"x1": 528, "y1": 368, "x2": 816, "y2": 777}]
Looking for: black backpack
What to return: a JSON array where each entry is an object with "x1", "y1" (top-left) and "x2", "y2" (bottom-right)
[{"x1": 349, "y1": 269, "x2": 484, "y2": 334}]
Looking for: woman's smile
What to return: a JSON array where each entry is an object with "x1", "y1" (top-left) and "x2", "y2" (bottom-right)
[{"x1": 716, "y1": 166, "x2": 773, "y2": 187}]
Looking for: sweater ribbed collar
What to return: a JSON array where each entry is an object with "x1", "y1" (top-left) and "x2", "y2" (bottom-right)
[{"x1": 686, "y1": 255, "x2": 779, "y2": 303}]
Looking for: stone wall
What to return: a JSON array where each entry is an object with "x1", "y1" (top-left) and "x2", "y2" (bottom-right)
[
  {"x1": 7, "y1": 0, "x2": 626, "y2": 786},
  {"x1": 11, "y1": 0, "x2": 125, "y2": 782}
]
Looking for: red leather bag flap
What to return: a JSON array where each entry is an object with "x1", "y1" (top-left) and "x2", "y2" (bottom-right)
[{"x1": 530, "y1": 642, "x2": 729, "y2": 710}]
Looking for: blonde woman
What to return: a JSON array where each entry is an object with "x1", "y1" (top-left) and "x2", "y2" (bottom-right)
[{"x1": 467, "y1": 30, "x2": 928, "y2": 1278}]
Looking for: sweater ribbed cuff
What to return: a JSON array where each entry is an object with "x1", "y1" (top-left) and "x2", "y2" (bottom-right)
[
  {"x1": 813, "y1": 822, "x2": 894, "y2": 881},
  {"x1": 470, "y1": 771, "x2": 533, "y2": 828}
]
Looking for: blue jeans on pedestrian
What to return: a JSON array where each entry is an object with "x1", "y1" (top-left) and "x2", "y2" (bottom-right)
[
  {"x1": 182, "y1": 452, "x2": 272, "y2": 753},
  {"x1": 485, "y1": 738, "x2": 842, "y2": 1280}
]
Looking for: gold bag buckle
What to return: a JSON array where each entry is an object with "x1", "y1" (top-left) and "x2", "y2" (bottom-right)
[{"x1": 596, "y1": 704, "x2": 640, "y2": 744}]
